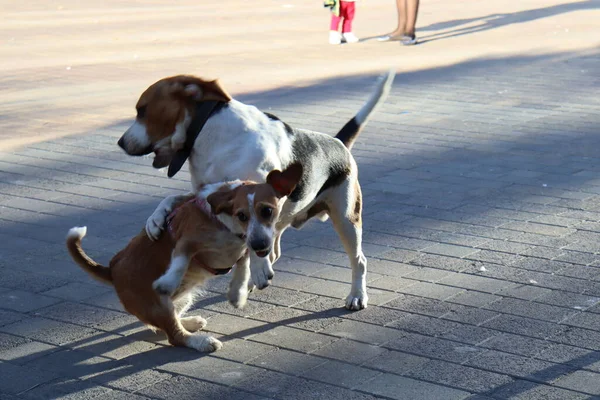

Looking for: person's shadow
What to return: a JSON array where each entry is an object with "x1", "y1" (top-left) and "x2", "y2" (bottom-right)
[{"x1": 361, "y1": 0, "x2": 599, "y2": 44}]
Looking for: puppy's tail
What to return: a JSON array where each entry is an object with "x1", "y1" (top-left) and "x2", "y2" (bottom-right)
[
  {"x1": 66, "y1": 227, "x2": 113, "y2": 285},
  {"x1": 335, "y1": 69, "x2": 395, "y2": 150}
]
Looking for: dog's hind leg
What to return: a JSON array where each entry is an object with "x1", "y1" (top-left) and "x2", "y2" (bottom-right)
[
  {"x1": 327, "y1": 178, "x2": 368, "y2": 311},
  {"x1": 155, "y1": 299, "x2": 221, "y2": 351},
  {"x1": 174, "y1": 293, "x2": 207, "y2": 332}
]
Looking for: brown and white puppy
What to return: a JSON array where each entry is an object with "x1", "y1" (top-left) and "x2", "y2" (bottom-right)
[
  {"x1": 66, "y1": 164, "x2": 302, "y2": 352},
  {"x1": 118, "y1": 71, "x2": 395, "y2": 310}
]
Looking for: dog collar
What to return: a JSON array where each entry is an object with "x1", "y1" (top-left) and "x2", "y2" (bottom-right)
[
  {"x1": 167, "y1": 100, "x2": 226, "y2": 178},
  {"x1": 166, "y1": 196, "x2": 244, "y2": 276}
]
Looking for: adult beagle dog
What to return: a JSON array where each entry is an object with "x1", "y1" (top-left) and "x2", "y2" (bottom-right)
[{"x1": 118, "y1": 70, "x2": 395, "y2": 310}]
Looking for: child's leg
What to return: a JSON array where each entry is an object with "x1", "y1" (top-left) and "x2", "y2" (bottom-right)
[
  {"x1": 329, "y1": 9, "x2": 343, "y2": 44},
  {"x1": 340, "y1": 1, "x2": 355, "y2": 33},
  {"x1": 330, "y1": 13, "x2": 341, "y2": 32}
]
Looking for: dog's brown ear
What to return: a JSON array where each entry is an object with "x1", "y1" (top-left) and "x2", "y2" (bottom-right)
[
  {"x1": 170, "y1": 76, "x2": 231, "y2": 103},
  {"x1": 266, "y1": 163, "x2": 303, "y2": 198},
  {"x1": 207, "y1": 190, "x2": 234, "y2": 215}
]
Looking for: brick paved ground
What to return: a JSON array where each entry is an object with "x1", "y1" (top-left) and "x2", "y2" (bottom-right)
[{"x1": 1, "y1": 0, "x2": 600, "y2": 399}]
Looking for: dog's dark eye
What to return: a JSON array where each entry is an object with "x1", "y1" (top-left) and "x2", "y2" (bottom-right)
[
  {"x1": 136, "y1": 105, "x2": 147, "y2": 119},
  {"x1": 260, "y1": 207, "x2": 273, "y2": 219},
  {"x1": 237, "y1": 212, "x2": 248, "y2": 222}
]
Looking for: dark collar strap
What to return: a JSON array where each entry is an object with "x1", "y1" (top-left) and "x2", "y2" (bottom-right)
[{"x1": 168, "y1": 100, "x2": 223, "y2": 178}]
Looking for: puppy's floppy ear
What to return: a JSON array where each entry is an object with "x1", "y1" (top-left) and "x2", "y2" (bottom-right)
[
  {"x1": 201, "y1": 79, "x2": 232, "y2": 102},
  {"x1": 171, "y1": 76, "x2": 232, "y2": 103},
  {"x1": 207, "y1": 190, "x2": 234, "y2": 215},
  {"x1": 266, "y1": 162, "x2": 303, "y2": 198}
]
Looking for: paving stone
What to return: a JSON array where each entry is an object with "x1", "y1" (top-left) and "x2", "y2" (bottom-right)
[
  {"x1": 361, "y1": 349, "x2": 430, "y2": 374},
  {"x1": 483, "y1": 297, "x2": 578, "y2": 323},
  {"x1": 0, "y1": 290, "x2": 61, "y2": 312},
  {"x1": 465, "y1": 350, "x2": 574, "y2": 382},
  {"x1": 0, "y1": 317, "x2": 104, "y2": 346},
  {"x1": 321, "y1": 320, "x2": 399, "y2": 346},
  {"x1": 385, "y1": 331, "x2": 485, "y2": 363},
  {"x1": 0, "y1": 361, "x2": 59, "y2": 395},
  {"x1": 478, "y1": 333, "x2": 552, "y2": 357},
  {"x1": 37, "y1": 302, "x2": 136, "y2": 332},
  {"x1": 482, "y1": 314, "x2": 567, "y2": 339},
  {"x1": 41, "y1": 282, "x2": 112, "y2": 302},
  {"x1": 20, "y1": 377, "x2": 112, "y2": 400},
  {"x1": 235, "y1": 368, "x2": 379, "y2": 399},
  {"x1": 359, "y1": 373, "x2": 470, "y2": 400},
  {"x1": 488, "y1": 379, "x2": 591, "y2": 400},
  {"x1": 159, "y1": 356, "x2": 264, "y2": 386},
  {"x1": 311, "y1": 338, "x2": 387, "y2": 364},
  {"x1": 251, "y1": 326, "x2": 337, "y2": 353},
  {"x1": 249, "y1": 348, "x2": 326, "y2": 375},
  {"x1": 406, "y1": 359, "x2": 514, "y2": 392},
  {"x1": 138, "y1": 375, "x2": 266, "y2": 400},
  {"x1": 300, "y1": 360, "x2": 381, "y2": 389}
]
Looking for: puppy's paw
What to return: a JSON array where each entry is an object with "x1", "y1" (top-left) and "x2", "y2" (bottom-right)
[
  {"x1": 146, "y1": 212, "x2": 167, "y2": 241},
  {"x1": 186, "y1": 334, "x2": 223, "y2": 352},
  {"x1": 180, "y1": 316, "x2": 207, "y2": 332},
  {"x1": 152, "y1": 275, "x2": 178, "y2": 297}
]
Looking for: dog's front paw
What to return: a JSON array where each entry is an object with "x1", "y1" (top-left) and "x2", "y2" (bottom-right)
[
  {"x1": 186, "y1": 334, "x2": 223, "y2": 352},
  {"x1": 345, "y1": 291, "x2": 368, "y2": 311},
  {"x1": 146, "y1": 211, "x2": 167, "y2": 241},
  {"x1": 251, "y1": 265, "x2": 273, "y2": 290},
  {"x1": 152, "y1": 275, "x2": 178, "y2": 297},
  {"x1": 227, "y1": 286, "x2": 249, "y2": 309}
]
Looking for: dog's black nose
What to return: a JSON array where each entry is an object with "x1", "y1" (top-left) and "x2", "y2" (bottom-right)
[
  {"x1": 250, "y1": 238, "x2": 269, "y2": 252},
  {"x1": 117, "y1": 137, "x2": 125, "y2": 149}
]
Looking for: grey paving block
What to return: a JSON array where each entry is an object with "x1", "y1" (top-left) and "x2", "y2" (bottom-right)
[
  {"x1": 248, "y1": 348, "x2": 326, "y2": 375},
  {"x1": 311, "y1": 338, "x2": 387, "y2": 364},
  {"x1": 69, "y1": 331, "x2": 161, "y2": 360},
  {"x1": 386, "y1": 331, "x2": 485, "y2": 363},
  {"x1": 300, "y1": 359, "x2": 381, "y2": 389},
  {"x1": 359, "y1": 373, "x2": 470, "y2": 400},
  {"x1": 204, "y1": 313, "x2": 268, "y2": 338},
  {"x1": 0, "y1": 316, "x2": 104, "y2": 346},
  {"x1": 137, "y1": 375, "x2": 266, "y2": 400},
  {"x1": 483, "y1": 297, "x2": 577, "y2": 322},
  {"x1": 479, "y1": 333, "x2": 552, "y2": 357},
  {"x1": 384, "y1": 295, "x2": 456, "y2": 317},
  {"x1": 0, "y1": 361, "x2": 59, "y2": 395},
  {"x1": 37, "y1": 301, "x2": 136, "y2": 332},
  {"x1": 488, "y1": 379, "x2": 591, "y2": 400},
  {"x1": 41, "y1": 282, "x2": 112, "y2": 302},
  {"x1": 0, "y1": 290, "x2": 61, "y2": 312},
  {"x1": 250, "y1": 325, "x2": 337, "y2": 353},
  {"x1": 321, "y1": 319, "x2": 399, "y2": 346},
  {"x1": 0, "y1": 333, "x2": 58, "y2": 365},
  {"x1": 0, "y1": 309, "x2": 27, "y2": 327},
  {"x1": 234, "y1": 368, "x2": 379, "y2": 400},
  {"x1": 465, "y1": 349, "x2": 574, "y2": 382},
  {"x1": 482, "y1": 314, "x2": 567, "y2": 339},
  {"x1": 398, "y1": 281, "x2": 464, "y2": 300},
  {"x1": 553, "y1": 370, "x2": 600, "y2": 394},
  {"x1": 20, "y1": 377, "x2": 112, "y2": 400},
  {"x1": 406, "y1": 359, "x2": 514, "y2": 392},
  {"x1": 159, "y1": 356, "x2": 265, "y2": 386},
  {"x1": 361, "y1": 349, "x2": 430, "y2": 374},
  {"x1": 91, "y1": 365, "x2": 172, "y2": 393}
]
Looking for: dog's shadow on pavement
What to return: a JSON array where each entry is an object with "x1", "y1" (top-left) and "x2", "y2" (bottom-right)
[{"x1": 10, "y1": 307, "x2": 352, "y2": 397}]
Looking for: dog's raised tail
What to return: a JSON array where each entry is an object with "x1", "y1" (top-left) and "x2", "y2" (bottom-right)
[
  {"x1": 66, "y1": 227, "x2": 112, "y2": 285},
  {"x1": 335, "y1": 69, "x2": 395, "y2": 150}
]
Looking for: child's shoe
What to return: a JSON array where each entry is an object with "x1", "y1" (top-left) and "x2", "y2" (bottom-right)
[
  {"x1": 329, "y1": 31, "x2": 342, "y2": 44},
  {"x1": 342, "y1": 32, "x2": 359, "y2": 43}
]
